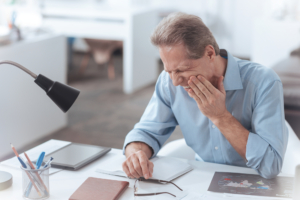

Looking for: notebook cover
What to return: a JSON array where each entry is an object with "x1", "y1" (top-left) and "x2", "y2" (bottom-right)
[{"x1": 69, "y1": 177, "x2": 129, "y2": 200}]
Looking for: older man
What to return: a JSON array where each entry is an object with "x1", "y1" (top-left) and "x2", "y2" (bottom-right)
[{"x1": 122, "y1": 12, "x2": 288, "y2": 180}]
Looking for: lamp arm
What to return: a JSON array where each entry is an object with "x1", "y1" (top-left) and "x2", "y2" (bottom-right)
[{"x1": 0, "y1": 60, "x2": 37, "y2": 79}]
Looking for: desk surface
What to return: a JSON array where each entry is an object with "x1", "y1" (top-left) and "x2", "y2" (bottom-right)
[{"x1": 0, "y1": 149, "x2": 291, "y2": 200}]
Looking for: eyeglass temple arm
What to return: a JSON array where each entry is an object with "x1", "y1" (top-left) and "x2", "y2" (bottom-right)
[
  {"x1": 159, "y1": 180, "x2": 183, "y2": 191},
  {"x1": 135, "y1": 192, "x2": 176, "y2": 197},
  {"x1": 0, "y1": 60, "x2": 38, "y2": 79},
  {"x1": 139, "y1": 178, "x2": 183, "y2": 191}
]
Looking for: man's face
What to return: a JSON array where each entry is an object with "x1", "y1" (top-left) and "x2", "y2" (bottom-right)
[{"x1": 159, "y1": 44, "x2": 216, "y2": 91}]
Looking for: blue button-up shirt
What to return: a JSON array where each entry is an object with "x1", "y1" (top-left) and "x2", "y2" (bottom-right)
[{"x1": 123, "y1": 50, "x2": 288, "y2": 179}]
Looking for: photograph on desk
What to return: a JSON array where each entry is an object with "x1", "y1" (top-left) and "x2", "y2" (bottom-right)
[
  {"x1": 1, "y1": 0, "x2": 300, "y2": 200},
  {"x1": 208, "y1": 172, "x2": 294, "y2": 198}
]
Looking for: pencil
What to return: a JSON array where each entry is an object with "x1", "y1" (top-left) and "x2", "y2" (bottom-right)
[
  {"x1": 10, "y1": 143, "x2": 42, "y2": 196},
  {"x1": 10, "y1": 143, "x2": 19, "y2": 157},
  {"x1": 24, "y1": 152, "x2": 49, "y2": 193}
]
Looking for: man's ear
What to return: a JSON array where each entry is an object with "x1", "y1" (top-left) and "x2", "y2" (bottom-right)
[{"x1": 205, "y1": 45, "x2": 215, "y2": 60}]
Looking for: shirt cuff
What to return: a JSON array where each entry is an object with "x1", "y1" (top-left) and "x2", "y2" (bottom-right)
[
  {"x1": 245, "y1": 132, "x2": 269, "y2": 169},
  {"x1": 122, "y1": 130, "x2": 161, "y2": 158}
]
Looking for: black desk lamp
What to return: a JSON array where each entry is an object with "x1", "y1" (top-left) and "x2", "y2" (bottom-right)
[{"x1": 0, "y1": 60, "x2": 80, "y2": 190}]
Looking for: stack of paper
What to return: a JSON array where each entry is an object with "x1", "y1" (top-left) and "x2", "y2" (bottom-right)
[{"x1": 96, "y1": 154, "x2": 193, "y2": 181}]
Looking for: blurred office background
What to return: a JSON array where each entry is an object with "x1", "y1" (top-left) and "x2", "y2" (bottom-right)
[{"x1": 0, "y1": 0, "x2": 300, "y2": 161}]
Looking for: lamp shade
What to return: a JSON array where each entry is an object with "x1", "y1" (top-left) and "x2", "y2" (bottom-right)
[{"x1": 34, "y1": 74, "x2": 80, "y2": 113}]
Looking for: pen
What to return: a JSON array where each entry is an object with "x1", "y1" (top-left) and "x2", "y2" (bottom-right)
[
  {"x1": 38, "y1": 157, "x2": 53, "y2": 176},
  {"x1": 10, "y1": 144, "x2": 42, "y2": 196},
  {"x1": 42, "y1": 157, "x2": 54, "y2": 169},
  {"x1": 36, "y1": 152, "x2": 45, "y2": 169},
  {"x1": 24, "y1": 152, "x2": 49, "y2": 195}
]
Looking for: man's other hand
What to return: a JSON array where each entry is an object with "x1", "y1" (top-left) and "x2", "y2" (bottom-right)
[
  {"x1": 123, "y1": 142, "x2": 154, "y2": 179},
  {"x1": 187, "y1": 75, "x2": 229, "y2": 123}
]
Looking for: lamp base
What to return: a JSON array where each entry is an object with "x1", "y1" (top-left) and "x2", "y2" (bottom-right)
[{"x1": 0, "y1": 171, "x2": 12, "y2": 191}]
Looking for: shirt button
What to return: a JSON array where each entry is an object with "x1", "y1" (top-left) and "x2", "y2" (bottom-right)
[
  {"x1": 212, "y1": 124, "x2": 216, "y2": 128},
  {"x1": 215, "y1": 146, "x2": 218, "y2": 150}
]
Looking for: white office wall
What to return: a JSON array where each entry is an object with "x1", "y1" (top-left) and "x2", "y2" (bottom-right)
[
  {"x1": 252, "y1": 20, "x2": 300, "y2": 68},
  {"x1": 0, "y1": 35, "x2": 67, "y2": 160},
  {"x1": 229, "y1": 0, "x2": 265, "y2": 58},
  {"x1": 0, "y1": 7, "x2": 6, "y2": 25},
  {"x1": 152, "y1": 0, "x2": 299, "y2": 59},
  {"x1": 124, "y1": 10, "x2": 158, "y2": 93}
]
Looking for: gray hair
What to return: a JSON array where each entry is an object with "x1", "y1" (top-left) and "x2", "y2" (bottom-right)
[{"x1": 151, "y1": 12, "x2": 220, "y2": 59}]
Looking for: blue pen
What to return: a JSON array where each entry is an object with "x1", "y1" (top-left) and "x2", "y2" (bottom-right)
[
  {"x1": 18, "y1": 156, "x2": 27, "y2": 168},
  {"x1": 42, "y1": 157, "x2": 53, "y2": 169},
  {"x1": 25, "y1": 152, "x2": 46, "y2": 197},
  {"x1": 36, "y1": 152, "x2": 45, "y2": 169},
  {"x1": 38, "y1": 157, "x2": 53, "y2": 176}
]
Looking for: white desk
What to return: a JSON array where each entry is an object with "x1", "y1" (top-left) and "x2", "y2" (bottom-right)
[
  {"x1": 0, "y1": 148, "x2": 292, "y2": 200},
  {"x1": 41, "y1": 3, "x2": 159, "y2": 94}
]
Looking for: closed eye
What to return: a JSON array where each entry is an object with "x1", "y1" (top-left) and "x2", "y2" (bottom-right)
[{"x1": 165, "y1": 69, "x2": 183, "y2": 74}]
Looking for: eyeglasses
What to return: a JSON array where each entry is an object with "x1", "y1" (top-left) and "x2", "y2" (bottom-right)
[{"x1": 133, "y1": 178, "x2": 183, "y2": 198}]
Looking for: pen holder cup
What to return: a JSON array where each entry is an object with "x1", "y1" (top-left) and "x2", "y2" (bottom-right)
[{"x1": 21, "y1": 165, "x2": 50, "y2": 200}]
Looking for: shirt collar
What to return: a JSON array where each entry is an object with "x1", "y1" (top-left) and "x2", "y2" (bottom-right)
[{"x1": 223, "y1": 50, "x2": 243, "y2": 91}]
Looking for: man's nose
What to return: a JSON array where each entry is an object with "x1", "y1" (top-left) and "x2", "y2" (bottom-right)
[{"x1": 171, "y1": 75, "x2": 183, "y2": 86}]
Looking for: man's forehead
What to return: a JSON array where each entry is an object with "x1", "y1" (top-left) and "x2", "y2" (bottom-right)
[
  {"x1": 159, "y1": 44, "x2": 185, "y2": 53},
  {"x1": 164, "y1": 46, "x2": 173, "y2": 52},
  {"x1": 159, "y1": 44, "x2": 191, "y2": 71}
]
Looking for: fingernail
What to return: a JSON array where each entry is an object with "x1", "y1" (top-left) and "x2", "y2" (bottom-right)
[
  {"x1": 198, "y1": 76, "x2": 202, "y2": 80},
  {"x1": 144, "y1": 174, "x2": 148, "y2": 179},
  {"x1": 192, "y1": 77, "x2": 196, "y2": 81}
]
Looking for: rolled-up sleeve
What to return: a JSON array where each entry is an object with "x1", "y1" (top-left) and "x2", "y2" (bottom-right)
[
  {"x1": 123, "y1": 72, "x2": 177, "y2": 157},
  {"x1": 246, "y1": 80, "x2": 288, "y2": 179}
]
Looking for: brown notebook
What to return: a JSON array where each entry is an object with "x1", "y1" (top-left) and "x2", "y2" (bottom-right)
[{"x1": 69, "y1": 177, "x2": 129, "y2": 200}]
